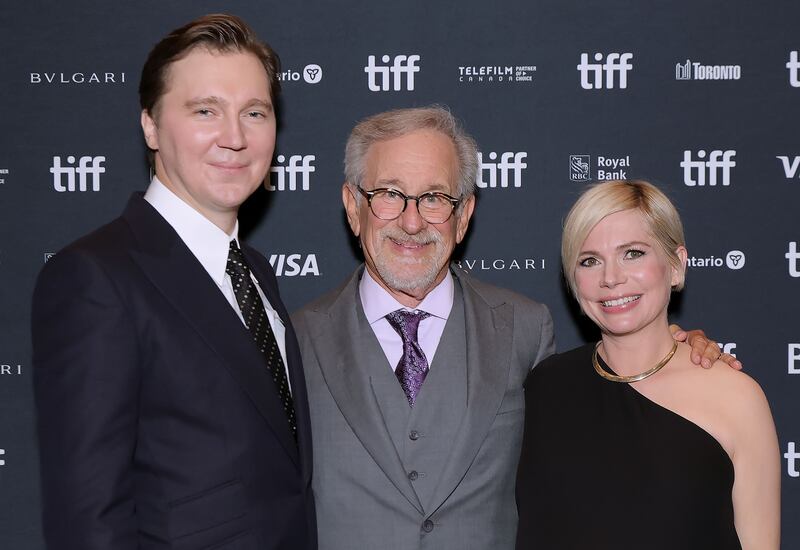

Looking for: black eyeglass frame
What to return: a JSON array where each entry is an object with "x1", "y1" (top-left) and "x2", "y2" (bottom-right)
[{"x1": 357, "y1": 186, "x2": 462, "y2": 223}]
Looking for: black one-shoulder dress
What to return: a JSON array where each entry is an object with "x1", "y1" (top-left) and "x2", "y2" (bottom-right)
[{"x1": 515, "y1": 344, "x2": 741, "y2": 550}]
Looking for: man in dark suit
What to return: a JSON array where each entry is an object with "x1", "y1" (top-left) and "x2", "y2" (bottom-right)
[{"x1": 32, "y1": 14, "x2": 315, "y2": 550}]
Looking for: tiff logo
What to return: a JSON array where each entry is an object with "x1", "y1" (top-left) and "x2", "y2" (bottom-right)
[
  {"x1": 789, "y1": 344, "x2": 800, "y2": 374},
  {"x1": 365, "y1": 54, "x2": 420, "y2": 91},
  {"x1": 717, "y1": 343, "x2": 737, "y2": 357},
  {"x1": 787, "y1": 242, "x2": 800, "y2": 277},
  {"x1": 267, "y1": 155, "x2": 315, "y2": 191},
  {"x1": 577, "y1": 52, "x2": 633, "y2": 89},
  {"x1": 51, "y1": 155, "x2": 105, "y2": 192},
  {"x1": 777, "y1": 156, "x2": 800, "y2": 179},
  {"x1": 269, "y1": 254, "x2": 320, "y2": 277},
  {"x1": 477, "y1": 152, "x2": 528, "y2": 188},
  {"x1": 787, "y1": 51, "x2": 800, "y2": 87},
  {"x1": 787, "y1": 442, "x2": 799, "y2": 477},
  {"x1": 681, "y1": 150, "x2": 736, "y2": 186}
]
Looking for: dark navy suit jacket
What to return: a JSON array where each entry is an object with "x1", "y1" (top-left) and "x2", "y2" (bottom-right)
[{"x1": 32, "y1": 193, "x2": 316, "y2": 550}]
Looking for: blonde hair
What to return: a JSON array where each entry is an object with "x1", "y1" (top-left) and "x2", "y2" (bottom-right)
[{"x1": 561, "y1": 180, "x2": 686, "y2": 298}]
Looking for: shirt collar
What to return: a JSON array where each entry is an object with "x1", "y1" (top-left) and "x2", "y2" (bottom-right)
[
  {"x1": 359, "y1": 267, "x2": 454, "y2": 324},
  {"x1": 143, "y1": 176, "x2": 238, "y2": 286}
]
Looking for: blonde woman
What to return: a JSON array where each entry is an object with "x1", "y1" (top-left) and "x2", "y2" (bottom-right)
[{"x1": 515, "y1": 180, "x2": 780, "y2": 549}]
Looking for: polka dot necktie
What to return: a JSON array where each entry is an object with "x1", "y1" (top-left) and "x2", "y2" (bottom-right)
[
  {"x1": 226, "y1": 240, "x2": 296, "y2": 440},
  {"x1": 385, "y1": 309, "x2": 431, "y2": 407}
]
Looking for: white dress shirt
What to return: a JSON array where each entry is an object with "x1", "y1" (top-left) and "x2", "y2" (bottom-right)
[
  {"x1": 144, "y1": 177, "x2": 290, "y2": 388},
  {"x1": 359, "y1": 268, "x2": 454, "y2": 371}
]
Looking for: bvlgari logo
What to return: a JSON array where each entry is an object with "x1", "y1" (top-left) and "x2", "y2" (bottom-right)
[
  {"x1": 456, "y1": 258, "x2": 546, "y2": 271},
  {"x1": 30, "y1": 72, "x2": 127, "y2": 85}
]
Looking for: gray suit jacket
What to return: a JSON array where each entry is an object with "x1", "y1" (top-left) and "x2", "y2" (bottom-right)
[{"x1": 293, "y1": 265, "x2": 554, "y2": 550}]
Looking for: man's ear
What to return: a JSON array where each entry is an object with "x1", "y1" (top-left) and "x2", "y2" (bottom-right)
[
  {"x1": 342, "y1": 183, "x2": 361, "y2": 237},
  {"x1": 141, "y1": 109, "x2": 159, "y2": 150},
  {"x1": 455, "y1": 194, "x2": 476, "y2": 244}
]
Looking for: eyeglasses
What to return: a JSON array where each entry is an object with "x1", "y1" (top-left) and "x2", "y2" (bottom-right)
[{"x1": 357, "y1": 187, "x2": 461, "y2": 224}]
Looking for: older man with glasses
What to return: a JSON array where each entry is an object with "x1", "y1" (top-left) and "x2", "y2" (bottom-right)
[{"x1": 292, "y1": 105, "x2": 729, "y2": 550}]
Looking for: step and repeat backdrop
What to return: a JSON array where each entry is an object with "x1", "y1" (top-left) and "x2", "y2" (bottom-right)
[{"x1": 1, "y1": 0, "x2": 798, "y2": 547}]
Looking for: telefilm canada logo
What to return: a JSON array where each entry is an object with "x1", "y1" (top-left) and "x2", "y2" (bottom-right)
[
  {"x1": 266, "y1": 154, "x2": 316, "y2": 191},
  {"x1": 577, "y1": 52, "x2": 633, "y2": 89},
  {"x1": 364, "y1": 54, "x2": 420, "y2": 92},
  {"x1": 268, "y1": 254, "x2": 320, "y2": 277},
  {"x1": 29, "y1": 71, "x2": 126, "y2": 85},
  {"x1": 569, "y1": 154, "x2": 632, "y2": 182},
  {"x1": 681, "y1": 150, "x2": 736, "y2": 186},
  {"x1": 477, "y1": 151, "x2": 528, "y2": 188},
  {"x1": 278, "y1": 64, "x2": 323, "y2": 84},
  {"x1": 51, "y1": 155, "x2": 106, "y2": 192},
  {"x1": 687, "y1": 250, "x2": 745, "y2": 270},
  {"x1": 675, "y1": 59, "x2": 741, "y2": 81},
  {"x1": 456, "y1": 257, "x2": 546, "y2": 271},
  {"x1": 457, "y1": 63, "x2": 537, "y2": 84}
]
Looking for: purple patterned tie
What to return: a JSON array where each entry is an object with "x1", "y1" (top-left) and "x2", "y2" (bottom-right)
[{"x1": 386, "y1": 309, "x2": 431, "y2": 407}]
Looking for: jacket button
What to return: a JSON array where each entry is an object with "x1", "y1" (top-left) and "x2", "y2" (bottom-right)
[
  {"x1": 409, "y1": 430, "x2": 420, "y2": 440},
  {"x1": 408, "y1": 470, "x2": 419, "y2": 481},
  {"x1": 422, "y1": 519, "x2": 434, "y2": 533}
]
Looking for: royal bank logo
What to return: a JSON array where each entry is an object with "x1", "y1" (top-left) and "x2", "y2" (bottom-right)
[
  {"x1": 787, "y1": 442, "x2": 799, "y2": 477},
  {"x1": 568, "y1": 154, "x2": 632, "y2": 181},
  {"x1": 777, "y1": 155, "x2": 800, "y2": 179},
  {"x1": 675, "y1": 59, "x2": 741, "y2": 81},
  {"x1": 44, "y1": 252, "x2": 56, "y2": 262},
  {"x1": 0, "y1": 364, "x2": 22, "y2": 375},
  {"x1": 477, "y1": 152, "x2": 528, "y2": 188},
  {"x1": 787, "y1": 242, "x2": 800, "y2": 277},
  {"x1": 0, "y1": 167, "x2": 8, "y2": 185},
  {"x1": 789, "y1": 344, "x2": 800, "y2": 374},
  {"x1": 681, "y1": 150, "x2": 736, "y2": 186},
  {"x1": 569, "y1": 155, "x2": 591, "y2": 181},
  {"x1": 457, "y1": 63, "x2": 537, "y2": 84},
  {"x1": 266, "y1": 154, "x2": 315, "y2": 191},
  {"x1": 268, "y1": 253, "x2": 320, "y2": 277},
  {"x1": 456, "y1": 257, "x2": 546, "y2": 271},
  {"x1": 365, "y1": 54, "x2": 420, "y2": 91},
  {"x1": 787, "y1": 51, "x2": 800, "y2": 88},
  {"x1": 577, "y1": 52, "x2": 633, "y2": 89},
  {"x1": 687, "y1": 250, "x2": 745, "y2": 270},
  {"x1": 30, "y1": 72, "x2": 126, "y2": 85},
  {"x1": 279, "y1": 63, "x2": 323, "y2": 84},
  {"x1": 51, "y1": 155, "x2": 106, "y2": 192}
]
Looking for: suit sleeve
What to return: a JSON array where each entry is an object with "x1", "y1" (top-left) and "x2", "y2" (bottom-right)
[
  {"x1": 32, "y1": 250, "x2": 140, "y2": 550},
  {"x1": 531, "y1": 303, "x2": 555, "y2": 369}
]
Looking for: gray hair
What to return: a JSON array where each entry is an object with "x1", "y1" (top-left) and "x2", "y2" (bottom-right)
[{"x1": 344, "y1": 106, "x2": 478, "y2": 202}]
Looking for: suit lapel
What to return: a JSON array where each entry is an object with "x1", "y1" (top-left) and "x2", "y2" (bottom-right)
[
  {"x1": 122, "y1": 195, "x2": 300, "y2": 467},
  {"x1": 426, "y1": 266, "x2": 514, "y2": 514},
  {"x1": 303, "y1": 269, "x2": 424, "y2": 514}
]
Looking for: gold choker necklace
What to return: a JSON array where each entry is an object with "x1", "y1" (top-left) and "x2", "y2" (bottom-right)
[{"x1": 592, "y1": 341, "x2": 677, "y2": 383}]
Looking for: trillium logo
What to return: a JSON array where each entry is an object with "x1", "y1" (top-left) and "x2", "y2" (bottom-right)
[
  {"x1": 725, "y1": 250, "x2": 745, "y2": 269},
  {"x1": 304, "y1": 64, "x2": 322, "y2": 84}
]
